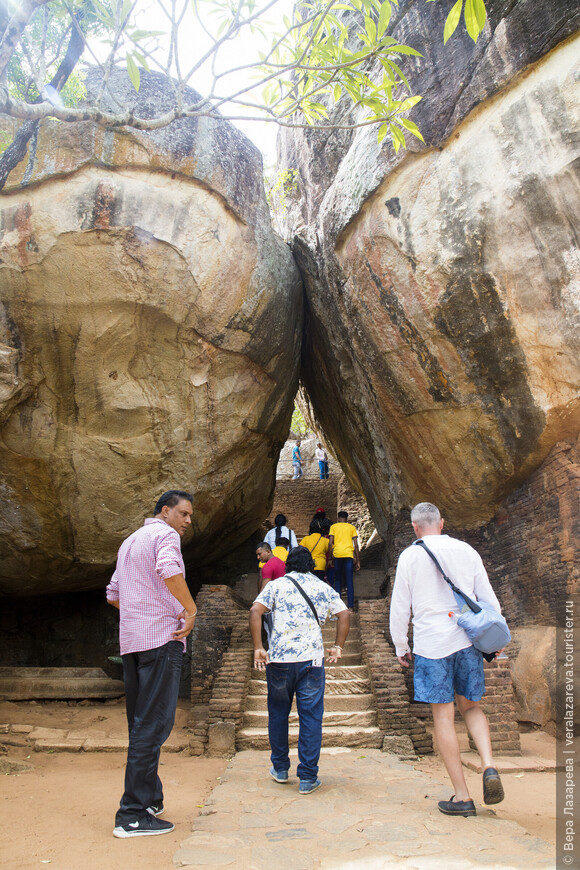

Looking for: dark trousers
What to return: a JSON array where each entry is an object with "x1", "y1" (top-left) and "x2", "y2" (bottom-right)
[
  {"x1": 266, "y1": 660, "x2": 325, "y2": 781},
  {"x1": 116, "y1": 640, "x2": 183, "y2": 825},
  {"x1": 333, "y1": 557, "x2": 354, "y2": 608}
]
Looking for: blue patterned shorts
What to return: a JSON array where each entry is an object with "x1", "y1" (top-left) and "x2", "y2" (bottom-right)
[{"x1": 413, "y1": 645, "x2": 485, "y2": 704}]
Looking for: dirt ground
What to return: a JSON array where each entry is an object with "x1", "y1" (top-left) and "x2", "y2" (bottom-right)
[{"x1": 0, "y1": 700, "x2": 556, "y2": 870}]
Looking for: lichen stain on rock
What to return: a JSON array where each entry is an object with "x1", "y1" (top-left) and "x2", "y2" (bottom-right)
[
  {"x1": 91, "y1": 181, "x2": 117, "y2": 230},
  {"x1": 435, "y1": 269, "x2": 546, "y2": 463}
]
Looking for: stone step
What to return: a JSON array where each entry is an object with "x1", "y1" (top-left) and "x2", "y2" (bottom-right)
[
  {"x1": 242, "y1": 709, "x2": 378, "y2": 728},
  {"x1": 247, "y1": 677, "x2": 372, "y2": 696},
  {"x1": 236, "y1": 725, "x2": 384, "y2": 750},
  {"x1": 317, "y1": 638, "x2": 361, "y2": 652},
  {"x1": 244, "y1": 692, "x2": 377, "y2": 711},
  {"x1": 0, "y1": 667, "x2": 125, "y2": 701}
]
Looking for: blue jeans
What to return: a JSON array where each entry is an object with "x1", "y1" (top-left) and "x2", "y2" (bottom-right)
[
  {"x1": 333, "y1": 557, "x2": 354, "y2": 608},
  {"x1": 293, "y1": 461, "x2": 303, "y2": 479},
  {"x1": 116, "y1": 640, "x2": 183, "y2": 824},
  {"x1": 318, "y1": 460, "x2": 329, "y2": 479},
  {"x1": 266, "y1": 660, "x2": 325, "y2": 781}
]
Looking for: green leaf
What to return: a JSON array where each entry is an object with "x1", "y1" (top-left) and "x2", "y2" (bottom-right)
[
  {"x1": 126, "y1": 53, "x2": 140, "y2": 92},
  {"x1": 464, "y1": 0, "x2": 486, "y2": 41},
  {"x1": 473, "y1": 0, "x2": 487, "y2": 31},
  {"x1": 390, "y1": 123, "x2": 405, "y2": 152},
  {"x1": 443, "y1": 0, "x2": 462, "y2": 44},
  {"x1": 377, "y1": 0, "x2": 391, "y2": 37},
  {"x1": 388, "y1": 43, "x2": 423, "y2": 56},
  {"x1": 397, "y1": 117, "x2": 424, "y2": 141},
  {"x1": 397, "y1": 94, "x2": 422, "y2": 111},
  {"x1": 333, "y1": 83, "x2": 342, "y2": 101},
  {"x1": 365, "y1": 14, "x2": 376, "y2": 43},
  {"x1": 132, "y1": 50, "x2": 150, "y2": 72},
  {"x1": 377, "y1": 121, "x2": 388, "y2": 143}
]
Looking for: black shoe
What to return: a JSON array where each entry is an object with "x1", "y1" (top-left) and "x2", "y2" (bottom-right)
[
  {"x1": 438, "y1": 796, "x2": 476, "y2": 817},
  {"x1": 147, "y1": 801, "x2": 164, "y2": 816},
  {"x1": 483, "y1": 767, "x2": 505, "y2": 805},
  {"x1": 113, "y1": 815, "x2": 174, "y2": 838}
]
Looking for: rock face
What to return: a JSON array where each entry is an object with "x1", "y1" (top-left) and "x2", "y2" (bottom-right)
[
  {"x1": 0, "y1": 70, "x2": 302, "y2": 596},
  {"x1": 279, "y1": 1, "x2": 580, "y2": 535}
]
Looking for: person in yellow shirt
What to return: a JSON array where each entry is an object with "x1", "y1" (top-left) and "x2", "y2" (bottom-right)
[
  {"x1": 328, "y1": 511, "x2": 360, "y2": 610},
  {"x1": 300, "y1": 522, "x2": 330, "y2": 582}
]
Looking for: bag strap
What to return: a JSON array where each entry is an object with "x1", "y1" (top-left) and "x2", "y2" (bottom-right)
[
  {"x1": 305, "y1": 534, "x2": 323, "y2": 555},
  {"x1": 288, "y1": 576, "x2": 321, "y2": 625},
  {"x1": 414, "y1": 540, "x2": 482, "y2": 614}
]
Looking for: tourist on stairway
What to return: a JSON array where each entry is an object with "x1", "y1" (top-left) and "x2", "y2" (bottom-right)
[
  {"x1": 256, "y1": 541, "x2": 287, "y2": 593},
  {"x1": 328, "y1": 511, "x2": 360, "y2": 610},
  {"x1": 314, "y1": 443, "x2": 329, "y2": 478},
  {"x1": 249, "y1": 546, "x2": 350, "y2": 795},
  {"x1": 390, "y1": 502, "x2": 506, "y2": 818},
  {"x1": 292, "y1": 440, "x2": 304, "y2": 479},
  {"x1": 264, "y1": 513, "x2": 298, "y2": 550},
  {"x1": 300, "y1": 521, "x2": 330, "y2": 582}
]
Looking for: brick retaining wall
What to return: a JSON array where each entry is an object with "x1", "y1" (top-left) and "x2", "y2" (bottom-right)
[{"x1": 358, "y1": 599, "x2": 434, "y2": 755}]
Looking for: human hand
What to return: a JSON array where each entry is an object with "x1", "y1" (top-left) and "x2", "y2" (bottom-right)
[
  {"x1": 172, "y1": 610, "x2": 196, "y2": 640},
  {"x1": 397, "y1": 652, "x2": 412, "y2": 668},
  {"x1": 253, "y1": 648, "x2": 269, "y2": 670},
  {"x1": 326, "y1": 645, "x2": 342, "y2": 663}
]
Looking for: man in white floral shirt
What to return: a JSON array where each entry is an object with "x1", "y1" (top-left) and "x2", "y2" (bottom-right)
[{"x1": 249, "y1": 546, "x2": 350, "y2": 794}]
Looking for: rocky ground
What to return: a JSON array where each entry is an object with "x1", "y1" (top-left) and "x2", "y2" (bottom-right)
[{"x1": 0, "y1": 699, "x2": 556, "y2": 869}]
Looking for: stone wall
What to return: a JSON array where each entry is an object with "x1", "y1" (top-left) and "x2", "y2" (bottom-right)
[
  {"x1": 267, "y1": 479, "x2": 338, "y2": 539},
  {"x1": 189, "y1": 584, "x2": 246, "y2": 753},
  {"x1": 358, "y1": 599, "x2": 433, "y2": 755}
]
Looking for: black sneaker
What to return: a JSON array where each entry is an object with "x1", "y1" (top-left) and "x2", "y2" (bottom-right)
[
  {"x1": 113, "y1": 815, "x2": 175, "y2": 838},
  {"x1": 147, "y1": 801, "x2": 164, "y2": 816}
]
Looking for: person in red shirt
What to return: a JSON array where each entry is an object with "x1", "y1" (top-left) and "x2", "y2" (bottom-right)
[{"x1": 256, "y1": 542, "x2": 287, "y2": 593}]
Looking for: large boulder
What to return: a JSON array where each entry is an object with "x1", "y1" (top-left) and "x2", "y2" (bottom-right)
[
  {"x1": 0, "y1": 70, "x2": 302, "y2": 596},
  {"x1": 279, "y1": 1, "x2": 580, "y2": 534}
]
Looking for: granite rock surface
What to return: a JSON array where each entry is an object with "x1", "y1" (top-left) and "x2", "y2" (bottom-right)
[
  {"x1": 279, "y1": 1, "x2": 580, "y2": 532},
  {"x1": 0, "y1": 70, "x2": 302, "y2": 595}
]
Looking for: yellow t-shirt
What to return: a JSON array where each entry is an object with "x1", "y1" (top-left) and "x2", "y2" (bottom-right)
[
  {"x1": 329, "y1": 523, "x2": 358, "y2": 558},
  {"x1": 272, "y1": 546, "x2": 288, "y2": 563},
  {"x1": 299, "y1": 534, "x2": 329, "y2": 571}
]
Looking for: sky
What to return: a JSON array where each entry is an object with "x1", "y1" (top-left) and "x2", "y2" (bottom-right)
[{"x1": 112, "y1": 0, "x2": 294, "y2": 164}]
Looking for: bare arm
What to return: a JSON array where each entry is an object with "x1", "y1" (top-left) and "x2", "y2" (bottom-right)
[
  {"x1": 107, "y1": 599, "x2": 120, "y2": 610},
  {"x1": 249, "y1": 602, "x2": 269, "y2": 670},
  {"x1": 328, "y1": 535, "x2": 334, "y2": 564},
  {"x1": 353, "y1": 536, "x2": 360, "y2": 571},
  {"x1": 326, "y1": 608, "x2": 351, "y2": 663}
]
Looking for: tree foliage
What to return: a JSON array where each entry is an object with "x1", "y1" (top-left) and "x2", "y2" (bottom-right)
[{"x1": 0, "y1": 0, "x2": 488, "y2": 184}]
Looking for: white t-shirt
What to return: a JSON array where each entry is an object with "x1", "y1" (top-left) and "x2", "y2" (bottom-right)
[
  {"x1": 389, "y1": 534, "x2": 501, "y2": 660},
  {"x1": 265, "y1": 526, "x2": 298, "y2": 549},
  {"x1": 315, "y1": 447, "x2": 327, "y2": 461}
]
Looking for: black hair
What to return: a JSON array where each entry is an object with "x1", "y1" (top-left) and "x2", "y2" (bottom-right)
[
  {"x1": 274, "y1": 513, "x2": 288, "y2": 546},
  {"x1": 257, "y1": 541, "x2": 272, "y2": 552},
  {"x1": 337, "y1": 510, "x2": 348, "y2": 520},
  {"x1": 285, "y1": 546, "x2": 315, "y2": 574},
  {"x1": 277, "y1": 536, "x2": 290, "y2": 550},
  {"x1": 309, "y1": 520, "x2": 321, "y2": 535},
  {"x1": 320, "y1": 518, "x2": 331, "y2": 534},
  {"x1": 154, "y1": 490, "x2": 194, "y2": 515}
]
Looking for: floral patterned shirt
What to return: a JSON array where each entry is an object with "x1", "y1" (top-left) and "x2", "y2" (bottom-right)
[{"x1": 255, "y1": 571, "x2": 347, "y2": 663}]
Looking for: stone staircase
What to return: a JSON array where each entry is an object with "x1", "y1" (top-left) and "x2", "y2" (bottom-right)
[{"x1": 236, "y1": 614, "x2": 384, "y2": 750}]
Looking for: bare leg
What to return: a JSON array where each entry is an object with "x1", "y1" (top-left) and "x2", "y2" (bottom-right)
[
  {"x1": 455, "y1": 694, "x2": 493, "y2": 770},
  {"x1": 431, "y1": 701, "x2": 470, "y2": 801}
]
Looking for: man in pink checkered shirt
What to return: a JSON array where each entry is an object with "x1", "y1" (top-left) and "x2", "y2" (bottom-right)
[{"x1": 106, "y1": 489, "x2": 197, "y2": 839}]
